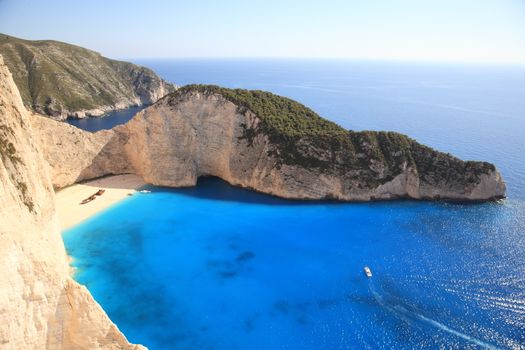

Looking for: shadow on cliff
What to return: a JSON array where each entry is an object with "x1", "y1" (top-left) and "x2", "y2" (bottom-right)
[{"x1": 75, "y1": 130, "x2": 135, "y2": 188}]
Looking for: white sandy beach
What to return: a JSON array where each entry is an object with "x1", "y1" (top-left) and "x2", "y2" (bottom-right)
[{"x1": 55, "y1": 174, "x2": 146, "y2": 230}]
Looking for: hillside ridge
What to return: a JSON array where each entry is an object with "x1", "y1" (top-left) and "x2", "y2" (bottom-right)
[{"x1": 0, "y1": 33, "x2": 175, "y2": 120}]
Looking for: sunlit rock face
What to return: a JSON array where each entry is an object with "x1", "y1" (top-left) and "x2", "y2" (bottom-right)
[
  {"x1": 35, "y1": 85, "x2": 505, "y2": 202},
  {"x1": 117, "y1": 87, "x2": 505, "y2": 201},
  {"x1": 0, "y1": 55, "x2": 145, "y2": 350}
]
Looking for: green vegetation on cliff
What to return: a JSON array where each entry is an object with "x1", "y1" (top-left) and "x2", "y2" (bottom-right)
[
  {"x1": 0, "y1": 33, "x2": 175, "y2": 118},
  {"x1": 168, "y1": 85, "x2": 495, "y2": 189},
  {"x1": 176, "y1": 84, "x2": 347, "y2": 140}
]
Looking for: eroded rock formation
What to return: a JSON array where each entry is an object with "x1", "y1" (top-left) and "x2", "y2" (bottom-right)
[
  {"x1": 37, "y1": 86, "x2": 506, "y2": 201},
  {"x1": 0, "y1": 55, "x2": 144, "y2": 349}
]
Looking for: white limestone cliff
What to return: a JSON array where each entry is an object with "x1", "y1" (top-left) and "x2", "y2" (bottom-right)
[
  {"x1": 118, "y1": 91, "x2": 506, "y2": 201},
  {"x1": 0, "y1": 55, "x2": 145, "y2": 350},
  {"x1": 34, "y1": 89, "x2": 506, "y2": 201}
]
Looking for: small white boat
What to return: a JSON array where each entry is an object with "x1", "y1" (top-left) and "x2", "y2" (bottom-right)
[
  {"x1": 140, "y1": 190, "x2": 151, "y2": 193},
  {"x1": 364, "y1": 266, "x2": 372, "y2": 278}
]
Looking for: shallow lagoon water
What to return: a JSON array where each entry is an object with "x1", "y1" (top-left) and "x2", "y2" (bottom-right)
[{"x1": 64, "y1": 60, "x2": 525, "y2": 349}]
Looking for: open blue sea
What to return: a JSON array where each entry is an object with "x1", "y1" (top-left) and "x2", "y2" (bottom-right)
[{"x1": 64, "y1": 59, "x2": 525, "y2": 349}]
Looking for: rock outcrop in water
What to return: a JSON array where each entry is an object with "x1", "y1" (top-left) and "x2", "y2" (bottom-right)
[
  {"x1": 37, "y1": 85, "x2": 506, "y2": 201},
  {"x1": 0, "y1": 55, "x2": 144, "y2": 349},
  {"x1": 0, "y1": 33, "x2": 176, "y2": 120}
]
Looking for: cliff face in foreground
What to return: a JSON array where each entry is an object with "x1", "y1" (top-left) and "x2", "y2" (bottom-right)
[
  {"x1": 0, "y1": 33, "x2": 175, "y2": 120},
  {"x1": 37, "y1": 85, "x2": 506, "y2": 201},
  {"x1": 0, "y1": 56, "x2": 144, "y2": 349}
]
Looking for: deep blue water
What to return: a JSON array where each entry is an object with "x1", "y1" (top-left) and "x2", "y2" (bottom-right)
[
  {"x1": 67, "y1": 105, "x2": 144, "y2": 132},
  {"x1": 63, "y1": 60, "x2": 525, "y2": 349}
]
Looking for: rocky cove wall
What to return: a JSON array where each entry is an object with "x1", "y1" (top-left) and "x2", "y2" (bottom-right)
[
  {"x1": 51, "y1": 75, "x2": 174, "y2": 120},
  {"x1": 37, "y1": 90, "x2": 505, "y2": 202},
  {"x1": 31, "y1": 116, "x2": 133, "y2": 189},
  {"x1": 0, "y1": 55, "x2": 144, "y2": 349},
  {"x1": 118, "y1": 92, "x2": 416, "y2": 200}
]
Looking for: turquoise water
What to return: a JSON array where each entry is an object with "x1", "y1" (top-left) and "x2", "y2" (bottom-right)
[{"x1": 64, "y1": 60, "x2": 525, "y2": 349}]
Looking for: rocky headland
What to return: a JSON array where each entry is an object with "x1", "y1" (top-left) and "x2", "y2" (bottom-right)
[
  {"x1": 36, "y1": 85, "x2": 506, "y2": 202},
  {"x1": 0, "y1": 33, "x2": 175, "y2": 120}
]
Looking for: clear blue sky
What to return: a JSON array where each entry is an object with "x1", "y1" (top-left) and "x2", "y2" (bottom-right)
[{"x1": 1, "y1": 0, "x2": 525, "y2": 63}]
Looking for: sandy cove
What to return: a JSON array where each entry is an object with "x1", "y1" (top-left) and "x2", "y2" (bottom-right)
[{"x1": 55, "y1": 174, "x2": 146, "y2": 230}]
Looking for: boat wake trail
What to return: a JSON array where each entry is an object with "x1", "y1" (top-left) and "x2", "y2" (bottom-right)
[{"x1": 368, "y1": 282, "x2": 500, "y2": 350}]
